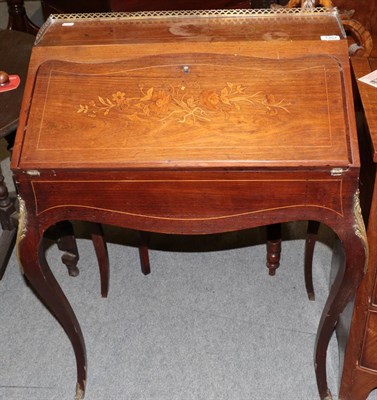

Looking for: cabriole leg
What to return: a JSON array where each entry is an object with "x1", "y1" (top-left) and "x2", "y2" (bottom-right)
[
  {"x1": 315, "y1": 193, "x2": 368, "y2": 400},
  {"x1": 16, "y1": 198, "x2": 87, "y2": 399}
]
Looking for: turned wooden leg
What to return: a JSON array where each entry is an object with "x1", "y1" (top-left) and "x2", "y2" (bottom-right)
[
  {"x1": 17, "y1": 213, "x2": 86, "y2": 398},
  {"x1": 0, "y1": 229, "x2": 17, "y2": 280},
  {"x1": 46, "y1": 221, "x2": 80, "y2": 277},
  {"x1": 305, "y1": 220, "x2": 320, "y2": 301},
  {"x1": 6, "y1": 0, "x2": 40, "y2": 35},
  {"x1": 0, "y1": 172, "x2": 17, "y2": 280},
  {"x1": 138, "y1": 231, "x2": 150, "y2": 276},
  {"x1": 266, "y1": 223, "x2": 281, "y2": 276},
  {"x1": 89, "y1": 223, "x2": 109, "y2": 298}
]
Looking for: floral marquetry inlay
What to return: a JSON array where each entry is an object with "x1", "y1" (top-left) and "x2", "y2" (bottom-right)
[{"x1": 77, "y1": 83, "x2": 291, "y2": 125}]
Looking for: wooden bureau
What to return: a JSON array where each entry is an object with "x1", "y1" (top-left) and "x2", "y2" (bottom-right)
[{"x1": 11, "y1": 9, "x2": 367, "y2": 399}]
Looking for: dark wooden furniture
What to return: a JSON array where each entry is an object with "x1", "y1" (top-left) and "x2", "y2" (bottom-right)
[
  {"x1": 11, "y1": 9, "x2": 366, "y2": 399},
  {"x1": 336, "y1": 0, "x2": 377, "y2": 56},
  {"x1": 0, "y1": 30, "x2": 33, "y2": 141},
  {"x1": 0, "y1": 29, "x2": 34, "y2": 279},
  {"x1": 339, "y1": 57, "x2": 377, "y2": 400},
  {"x1": 6, "y1": 0, "x2": 39, "y2": 34}
]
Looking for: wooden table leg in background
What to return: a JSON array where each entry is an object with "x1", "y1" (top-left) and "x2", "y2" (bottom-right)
[
  {"x1": 6, "y1": 0, "x2": 39, "y2": 35},
  {"x1": 0, "y1": 169, "x2": 17, "y2": 279}
]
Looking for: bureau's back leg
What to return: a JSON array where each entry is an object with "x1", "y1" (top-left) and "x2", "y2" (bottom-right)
[
  {"x1": 266, "y1": 223, "x2": 281, "y2": 276},
  {"x1": 305, "y1": 220, "x2": 320, "y2": 301}
]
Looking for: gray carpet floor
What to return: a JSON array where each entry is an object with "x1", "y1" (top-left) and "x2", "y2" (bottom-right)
[{"x1": 0, "y1": 2, "x2": 375, "y2": 399}]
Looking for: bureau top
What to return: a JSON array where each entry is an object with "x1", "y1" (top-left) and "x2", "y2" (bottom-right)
[
  {"x1": 12, "y1": 9, "x2": 359, "y2": 171},
  {"x1": 35, "y1": 8, "x2": 345, "y2": 46}
]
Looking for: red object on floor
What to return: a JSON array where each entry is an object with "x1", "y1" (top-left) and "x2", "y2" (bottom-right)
[{"x1": 0, "y1": 75, "x2": 20, "y2": 93}]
